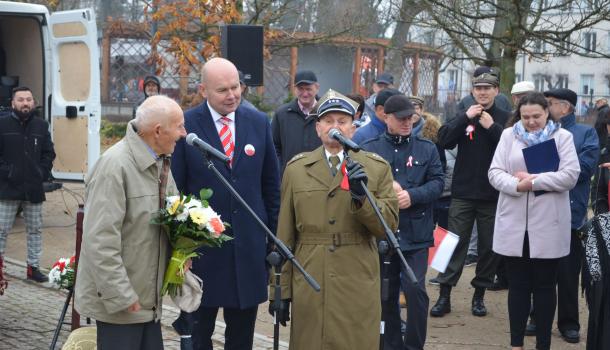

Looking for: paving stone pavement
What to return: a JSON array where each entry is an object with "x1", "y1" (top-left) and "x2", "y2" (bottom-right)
[{"x1": 0, "y1": 259, "x2": 287, "y2": 350}]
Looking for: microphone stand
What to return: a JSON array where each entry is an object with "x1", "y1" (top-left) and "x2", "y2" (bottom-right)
[
  {"x1": 344, "y1": 150, "x2": 418, "y2": 285},
  {"x1": 378, "y1": 240, "x2": 391, "y2": 350},
  {"x1": 197, "y1": 150, "x2": 320, "y2": 350}
]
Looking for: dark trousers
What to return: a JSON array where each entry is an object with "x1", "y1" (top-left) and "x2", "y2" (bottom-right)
[
  {"x1": 191, "y1": 305, "x2": 258, "y2": 350},
  {"x1": 436, "y1": 198, "x2": 499, "y2": 288},
  {"x1": 382, "y1": 248, "x2": 429, "y2": 350},
  {"x1": 433, "y1": 197, "x2": 451, "y2": 230},
  {"x1": 96, "y1": 320, "x2": 163, "y2": 350},
  {"x1": 557, "y1": 230, "x2": 582, "y2": 332},
  {"x1": 505, "y1": 235, "x2": 560, "y2": 350}
]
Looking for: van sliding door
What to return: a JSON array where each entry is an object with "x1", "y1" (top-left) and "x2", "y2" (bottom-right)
[{"x1": 49, "y1": 8, "x2": 100, "y2": 181}]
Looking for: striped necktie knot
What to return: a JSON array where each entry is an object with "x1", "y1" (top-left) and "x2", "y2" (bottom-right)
[{"x1": 219, "y1": 116, "x2": 234, "y2": 165}]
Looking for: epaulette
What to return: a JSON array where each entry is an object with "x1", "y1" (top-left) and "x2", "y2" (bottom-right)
[
  {"x1": 363, "y1": 151, "x2": 389, "y2": 165},
  {"x1": 287, "y1": 152, "x2": 307, "y2": 165}
]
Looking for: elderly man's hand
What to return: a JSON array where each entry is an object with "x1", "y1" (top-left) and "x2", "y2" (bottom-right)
[{"x1": 127, "y1": 301, "x2": 141, "y2": 313}]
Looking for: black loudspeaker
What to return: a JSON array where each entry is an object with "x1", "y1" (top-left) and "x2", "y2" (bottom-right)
[{"x1": 221, "y1": 25, "x2": 263, "y2": 86}]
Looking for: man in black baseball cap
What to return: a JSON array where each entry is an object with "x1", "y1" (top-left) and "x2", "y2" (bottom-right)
[
  {"x1": 271, "y1": 70, "x2": 321, "y2": 172},
  {"x1": 360, "y1": 94, "x2": 444, "y2": 350},
  {"x1": 352, "y1": 88, "x2": 401, "y2": 144}
]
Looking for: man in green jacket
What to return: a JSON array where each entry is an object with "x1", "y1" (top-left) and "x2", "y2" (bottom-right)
[
  {"x1": 75, "y1": 95, "x2": 186, "y2": 350},
  {"x1": 271, "y1": 89, "x2": 398, "y2": 350}
]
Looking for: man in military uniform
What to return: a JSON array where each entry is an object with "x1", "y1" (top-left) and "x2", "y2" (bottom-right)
[
  {"x1": 361, "y1": 95, "x2": 444, "y2": 350},
  {"x1": 270, "y1": 89, "x2": 398, "y2": 350}
]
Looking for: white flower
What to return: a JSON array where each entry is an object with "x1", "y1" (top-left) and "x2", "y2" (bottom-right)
[
  {"x1": 185, "y1": 198, "x2": 203, "y2": 210},
  {"x1": 176, "y1": 207, "x2": 189, "y2": 222}
]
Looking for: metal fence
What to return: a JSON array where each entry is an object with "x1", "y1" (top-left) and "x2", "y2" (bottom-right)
[{"x1": 106, "y1": 37, "x2": 200, "y2": 105}]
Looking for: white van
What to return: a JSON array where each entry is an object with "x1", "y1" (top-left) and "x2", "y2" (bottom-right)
[{"x1": 0, "y1": 1, "x2": 100, "y2": 181}]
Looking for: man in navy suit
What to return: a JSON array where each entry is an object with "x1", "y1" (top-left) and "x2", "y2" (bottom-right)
[{"x1": 171, "y1": 58, "x2": 280, "y2": 349}]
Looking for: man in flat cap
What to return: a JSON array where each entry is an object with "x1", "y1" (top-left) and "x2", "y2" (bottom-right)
[
  {"x1": 352, "y1": 88, "x2": 401, "y2": 144},
  {"x1": 511, "y1": 81, "x2": 536, "y2": 106},
  {"x1": 362, "y1": 72, "x2": 396, "y2": 126},
  {"x1": 270, "y1": 89, "x2": 398, "y2": 350},
  {"x1": 524, "y1": 88, "x2": 598, "y2": 343},
  {"x1": 272, "y1": 70, "x2": 321, "y2": 173},
  {"x1": 361, "y1": 95, "x2": 444, "y2": 350},
  {"x1": 431, "y1": 70, "x2": 511, "y2": 318},
  {"x1": 238, "y1": 70, "x2": 258, "y2": 111},
  {"x1": 408, "y1": 95, "x2": 427, "y2": 136}
]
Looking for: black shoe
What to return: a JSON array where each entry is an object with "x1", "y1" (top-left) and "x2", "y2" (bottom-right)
[
  {"x1": 27, "y1": 265, "x2": 48, "y2": 283},
  {"x1": 524, "y1": 319, "x2": 536, "y2": 336},
  {"x1": 488, "y1": 276, "x2": 508, "y2": 291},
  {"x1": 560, "y1": 329, "x2": 580, "y2": 343},
  {"x1": 430, "y1": 284, "x2": 451, "y2": 317},
  {"x1": 471, "y1": 287, "x2": 487, "y2": 316},
  {"x1": 464, "y1": 254, "x2": 478, "y2": 267},
  {"x1": 428, "y1": 276, "x2": 440, "y2": 286}
]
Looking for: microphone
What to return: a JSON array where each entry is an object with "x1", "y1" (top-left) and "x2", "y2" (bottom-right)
[
  {"x1": 328, "y1": 128, "x2": 360, "y2": 152},
  {"x1": 186, "y1": 133, "x2": 231, "y2": 163}
]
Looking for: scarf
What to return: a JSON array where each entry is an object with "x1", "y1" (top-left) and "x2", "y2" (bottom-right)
[
  {"x1": 583, "y1": 213, "x2": 610, "y2": 282},
  {"x1": 512, "y1": 120, "x2": 560, "y2": 147}
]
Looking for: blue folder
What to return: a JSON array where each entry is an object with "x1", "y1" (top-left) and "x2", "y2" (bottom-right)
[{"x1": 522, "y1": 138, "x2": 560, "y2": 196}]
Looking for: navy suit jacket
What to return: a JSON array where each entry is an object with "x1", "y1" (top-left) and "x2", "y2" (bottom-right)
[{"x1": 171, "y1": 102, "x2": 280, "y2": 309}]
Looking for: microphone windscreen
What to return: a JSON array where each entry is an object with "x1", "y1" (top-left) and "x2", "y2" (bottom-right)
[
  {"x1": 328, "y1": 128, "x2": 341, "y2": 137},
  {"x1": 186, "y1": 133, "x2": 197, "y2": 145}
]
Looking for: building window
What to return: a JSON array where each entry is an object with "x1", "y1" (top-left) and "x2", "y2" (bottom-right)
[
  {"x1": 557, "y1": 39, "x2": 571, "y2": 55},
  {"x1": 584, "y1": 32, "x2": 597, "y2": 52},
  {"x1": 448, "y1": 69, "x2": 458, "y2": 91},
  {"x1": 557, "y1": 74, "x2": 569, "y2": 89},
  {"x1": 534, "y1": 74, "x2": 545, "y2": 91},
  {"x1": 581, "y1": 74, "x2": 594, "y2": 95},
  {"x1": 534, "y1": 39, "x2": 546, "y2": 53}
]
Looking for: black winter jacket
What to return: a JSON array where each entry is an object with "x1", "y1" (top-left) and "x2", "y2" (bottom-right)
[
  {"x1": 0, "y1": 113, "x2": 55, "y2": 203},
  {"x1": 438, "y1": 103, "x2": 510, "y2": 201},
  {"x1": 271, "y1": 98, "x2": 321, "y2": 173}
]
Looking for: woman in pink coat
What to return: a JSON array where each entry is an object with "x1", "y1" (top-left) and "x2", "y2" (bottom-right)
[{"x1": 488, "y1": 92, "x2": 580, "y2": 350}]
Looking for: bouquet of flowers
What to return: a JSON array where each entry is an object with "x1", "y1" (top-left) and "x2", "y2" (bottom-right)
[
  {"x1": 153, "y1": 188, "x2": 232, "y2": 296},
  {"x1": 48, "y1": 256, "x2": 76, "y2": 289}
]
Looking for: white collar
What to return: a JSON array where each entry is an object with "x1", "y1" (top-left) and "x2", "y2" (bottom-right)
[
  {"x1": 207, "y1": 101, "x2": 235, "y2": 123},
  {"x1": 324, "y1": 149, "x2": 344, "y2": 165}
]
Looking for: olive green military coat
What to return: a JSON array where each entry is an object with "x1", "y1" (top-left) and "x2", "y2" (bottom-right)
[{"x1": 277, "y1": 146, "x2": 398, "y2": 350}]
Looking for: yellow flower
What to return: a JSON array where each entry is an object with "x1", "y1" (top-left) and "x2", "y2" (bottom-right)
[
  {"x1": 168, "y1": 198, "x2": 182, "y2": 215},
  {"x1": 189, "y1": 208, "x2": 209, "y2": 227}
]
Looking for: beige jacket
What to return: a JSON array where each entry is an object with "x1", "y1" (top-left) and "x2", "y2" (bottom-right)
[{"x1": 74, "y1": 121, "x2": 177, "y2": 324}]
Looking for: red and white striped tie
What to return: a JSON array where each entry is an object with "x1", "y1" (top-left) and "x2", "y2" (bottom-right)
[{"x1": 219, "y1": 116, "x2": 234, "y2": 165}]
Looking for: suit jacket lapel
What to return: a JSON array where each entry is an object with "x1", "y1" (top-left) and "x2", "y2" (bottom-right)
[
  {"x1": 194, "y1": 103, "x2": 230, "y2": 171},
  {"x1": 232, "y1": 107, "x2": 249, "y2": 167}
]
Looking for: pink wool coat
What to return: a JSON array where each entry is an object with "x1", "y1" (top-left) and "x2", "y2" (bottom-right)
[{"x1": 488, "y1": 127, "x2": 580, "y2": 259}]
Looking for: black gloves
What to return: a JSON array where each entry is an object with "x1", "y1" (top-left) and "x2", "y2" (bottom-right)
[
  {"x1": 268, "y1": 299, "x2": 291, "y2": 326},
  {"x1": 346, "y1": 159, "x2": 368, "y2": 202}
]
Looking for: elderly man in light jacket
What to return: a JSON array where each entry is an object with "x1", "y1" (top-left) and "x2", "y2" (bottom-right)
[{"x1": 75, "y1": 95, "x2": 186, "y2": 350}]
